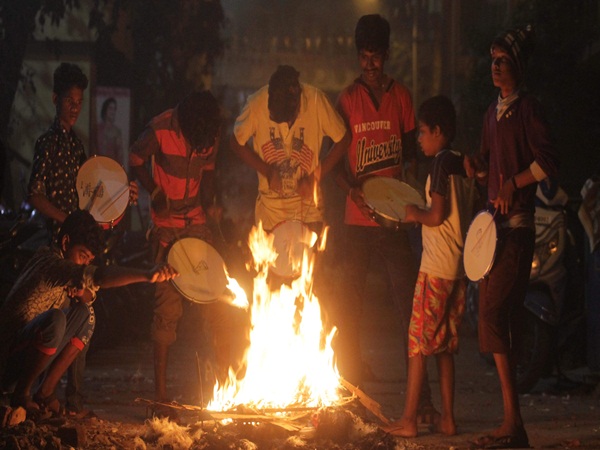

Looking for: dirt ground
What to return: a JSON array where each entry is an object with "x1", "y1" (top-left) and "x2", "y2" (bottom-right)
[{"x1": 2, "y1": 272, "x2": 599, "y2": 449}]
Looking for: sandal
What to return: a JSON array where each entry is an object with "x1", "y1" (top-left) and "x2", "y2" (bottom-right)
[{"x1": 471, "y1": 428, "x2": 531, "y2": 449}]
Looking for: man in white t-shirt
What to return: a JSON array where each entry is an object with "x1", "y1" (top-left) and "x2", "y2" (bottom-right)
[{"x1": 230, "y1": 65, "x2": 349, "y2": 233}]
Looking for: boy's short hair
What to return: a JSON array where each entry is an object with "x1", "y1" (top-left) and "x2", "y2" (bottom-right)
[
  {"x1": 178, "y1": 90, "x2": 221, "y2": 154},
  {"x1": 57, "y1": 209, "x2": 105, "y2": 258},
  {"x1": 268, "y1": 65, "x2": 301, "y2": 124},
  {"x1": 53, "y1": 63, "x2": 89, "y2": 97},
  {"x1": 355, "y1": 14, "x2": 390, "y2": 52},
  {"x1": 418, "y1": 95, "x2": 456, "y2": 143}
]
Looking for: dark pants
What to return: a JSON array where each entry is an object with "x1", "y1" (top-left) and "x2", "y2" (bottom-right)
[
  {"x1": 149, "y1": 224, "x2": 234, "y2": 380},
  {"x1": 330, "y1": 225, "x2": 418, "y2": 385},
  {"x1": 478, "y1": 227, "x2": 535, "y2": 354}
]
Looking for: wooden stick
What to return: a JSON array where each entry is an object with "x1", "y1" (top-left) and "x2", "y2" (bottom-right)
[
  {"x1": 196, "y1": 352, "x2": 204, "y2": 409},
  {"x1": 339, "y1": 378, "x2": 391, "y2": 425},
  {"x1": 99, "y1": 184, "x2": 129, "y2": 214}
]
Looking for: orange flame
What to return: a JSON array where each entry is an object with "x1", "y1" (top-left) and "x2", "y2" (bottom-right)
[{"x1": 207, "y1": 222, "x2": 341, "y2": 411}]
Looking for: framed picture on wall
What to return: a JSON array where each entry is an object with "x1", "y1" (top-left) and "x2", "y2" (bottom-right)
[{"x1": 93, "y1": 86, "x2": 131, "y2": 168}]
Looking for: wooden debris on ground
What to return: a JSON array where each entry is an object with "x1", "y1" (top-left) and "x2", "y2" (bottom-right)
[{"x1": 339, "y1": 377, "x2": 391, "y2": 425}]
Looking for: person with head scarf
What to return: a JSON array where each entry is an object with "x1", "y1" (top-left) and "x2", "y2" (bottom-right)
[{"x1": 466, "y1": 25, "x2": 559, "y2": 449}]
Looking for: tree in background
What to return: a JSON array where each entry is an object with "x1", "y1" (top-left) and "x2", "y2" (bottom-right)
[
  {"x1": 0, "y1": 0, "x2": 226, "y2": 207},
  {"x1": 91, "y1": 0, "x2": 225, "y2": 134}
]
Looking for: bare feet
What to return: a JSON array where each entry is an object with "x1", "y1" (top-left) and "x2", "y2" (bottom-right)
[
  {"x1": 381, "y1": 417, "x2": 418, "y2": 438},
  {"x1": 434, "y1": 415, "x2": 457, "y2": 436}
]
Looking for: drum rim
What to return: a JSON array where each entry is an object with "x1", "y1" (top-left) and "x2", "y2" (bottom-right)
[
  {"x1": 362, "y1": 177, "x2": 424, "y2": 223},
  {"x1": 167, "y1": 237, "x2": 226, "y2": 303},
  {"x1": 464, "y1": 210, "x2": 497, "y2": 281},
  {"x1": 77, "y1": 155, "x2": 130, "y2": 224}
]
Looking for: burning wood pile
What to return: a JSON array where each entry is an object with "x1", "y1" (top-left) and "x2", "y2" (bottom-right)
[
  {"x1": 0, "y1": 223, "x2": 400, "y2": 448},
  {"x1": 135, "y1": 222, "x2": 395, "y2": 446},
  {"x1": 138, "y1": 405, "x2": 398, "y2": 450}
]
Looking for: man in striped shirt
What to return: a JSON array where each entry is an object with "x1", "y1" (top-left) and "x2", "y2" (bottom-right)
[{"x1": 130, "y1": 91, "x2": 231, "y2": 414}]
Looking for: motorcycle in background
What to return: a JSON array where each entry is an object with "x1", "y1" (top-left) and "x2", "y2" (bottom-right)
[{"x1": 465, "y1": 178, "x2": 587, "y2": 394}]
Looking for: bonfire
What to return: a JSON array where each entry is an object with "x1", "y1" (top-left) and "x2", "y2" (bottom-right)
[{"x1": 208, "y1": 222, "x2": 343, "y2": 414}]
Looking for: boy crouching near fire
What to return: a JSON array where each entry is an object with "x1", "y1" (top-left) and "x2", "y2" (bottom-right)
[{"x1": 0, "y1": 209, "x2": 177, "y2": 416}]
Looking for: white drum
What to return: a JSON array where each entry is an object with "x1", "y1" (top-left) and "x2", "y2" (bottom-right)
[
  {"x1": 270, "y1": 220, "x2": 318, "y2": 279},
  {"x1": 362, "y1": 177, "x2": 425, "y2": 228},
  {"x1": 77, "y1": 155, "x2": 130, "y2": 229},
  {"x1": 464, "y1": 210, "x2": 498, "y2": 281},
  {"x1": 167, "y1": 238, "x2": 228, "y2": 303}
]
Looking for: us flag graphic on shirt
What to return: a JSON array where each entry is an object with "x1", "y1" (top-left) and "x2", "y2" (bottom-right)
[
  {"x1": 291, "y1": 128, "x2": 313, "y2": 174},
  {"x1": 262, "y1": 128, "x2": 286, "y2": 164}
]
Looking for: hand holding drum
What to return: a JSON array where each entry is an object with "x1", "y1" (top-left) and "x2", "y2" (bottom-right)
[
  {"x1": 76, "y1": 155, "x2": 131, "y2": 229},
  {"x1": 361, "y1": 177, "x2": 425, "y2": 230},
  {"x1": 147, "y1": 263, "x2": 179, "y2": 283}
]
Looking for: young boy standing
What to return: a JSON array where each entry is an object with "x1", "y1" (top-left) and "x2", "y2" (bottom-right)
[
  {"x1": 466, "y1": 26, "x2": 559, "y2": 449},
  {"x1": 385, "y1": 95, "x2": 475, "y2": 437}
]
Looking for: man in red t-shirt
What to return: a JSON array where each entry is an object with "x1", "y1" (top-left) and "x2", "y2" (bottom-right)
[{"x1": 333, "y1": 14, "x2": 437, "y2": 424}]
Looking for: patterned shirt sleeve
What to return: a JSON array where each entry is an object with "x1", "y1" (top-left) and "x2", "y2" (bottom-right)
[{"x1": 28, "y1": 135, "x2": 55, "y2": 197}]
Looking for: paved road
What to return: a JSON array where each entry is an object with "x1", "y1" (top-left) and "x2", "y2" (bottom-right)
[{"x1": 80, "y1": 271, "x2": 600, "y2": 449}]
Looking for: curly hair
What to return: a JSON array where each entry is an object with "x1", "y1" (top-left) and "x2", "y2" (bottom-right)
[
  {"x1": 355, "y1": 14, "x2": 390, "y2": 53},
  {"x1": 418, "y1": 95, "x2": 457, "y2": 144},
  {"x1": 57, "y1": 209, "x2": 105, "y2": 258},
  {"x1": 53, "y1": 63, "x2": 89, "y2": 97},
  {"x1": 178, "y1": 90, "x2": 221, "y2": 153}
]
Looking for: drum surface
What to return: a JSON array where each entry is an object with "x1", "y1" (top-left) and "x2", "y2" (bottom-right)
[
  {"x1": 167, "y1": 238, "x2": 227, "y2": 303},
  {"x1": 77, "y1": 156, "x2": 129, "y2": 225},
  {"x1": 270, "y1": 220, "x2": 317, "y2": 278},
  {"x1": 362, "y1": 177, "x2": 425, "y2": 223},
  {"x1": 464, "y1": 210, "x2": 497, "y2": 281}
]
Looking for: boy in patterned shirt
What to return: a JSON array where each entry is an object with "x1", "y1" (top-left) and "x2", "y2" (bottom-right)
[{"x1": 0, "y1": 210, "x2": 176, "y2": 415}]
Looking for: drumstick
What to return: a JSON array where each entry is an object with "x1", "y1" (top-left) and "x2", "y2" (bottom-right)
[
  {"x1": 98, "y1": 184, "x2": 130, "y2": 215},
  {"x1": 172, "y1": 231, "x2": 197, "y2": 275},
  {"x1": 472, "y1": 209, "x2": 499, "y2": 252}
]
